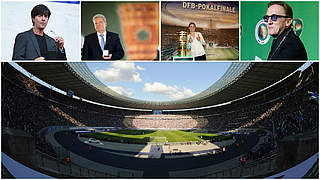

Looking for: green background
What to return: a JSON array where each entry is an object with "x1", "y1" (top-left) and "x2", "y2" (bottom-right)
[{"x1": 240, "y1": 1, "x2": 319, "y2": 61}]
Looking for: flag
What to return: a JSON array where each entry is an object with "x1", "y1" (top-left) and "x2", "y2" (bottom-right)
[{"x1": 308, "y1": 91, "x2": 319, "y2": 103}]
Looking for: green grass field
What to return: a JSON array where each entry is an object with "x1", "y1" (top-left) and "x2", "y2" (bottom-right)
[
  {"x1": 82, "y1": 129, "x2": 232, "y2": 144},
  {"x1": 206, "y1": 48, "x2": 239, "y2": 60}
]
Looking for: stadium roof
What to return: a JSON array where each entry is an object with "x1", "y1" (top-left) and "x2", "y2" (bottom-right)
[{"x1": 18, "y1": 62, "x2": 303, "y2": 110}]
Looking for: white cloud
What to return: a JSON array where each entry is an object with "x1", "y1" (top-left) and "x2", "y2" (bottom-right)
[
  {"x1": 143, "y1": 82, "x2": 196, "y2": 100},
  {"x1": 108, "y1": 86, "x2": 134, "y2": 97},
  {"x1": 136, "y1": 65, "x2": 145, "y2": 71},
  {"x1": 94, "y1": 62, "x2": 142, "y2": 83},
  {"x1": 169, "y1": 87, "x2": 197, "y2": 100},
  {"x1": 170, "y1": 91, "x2": 185, "y2": 100},
  {"x1": 182, "y1": 87, "x2": 196, "y2": 97},
  {"x1": 144, "y1": 82, "x2": 177, "y2": 95}
]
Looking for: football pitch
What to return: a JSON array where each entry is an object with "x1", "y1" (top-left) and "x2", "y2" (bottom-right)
[
  {"x1": 206, "y1": 48, "x2": 239, "y2": 60},
  {"x1": 83, "y1": 129, "x2": 232, "y2": 143}
]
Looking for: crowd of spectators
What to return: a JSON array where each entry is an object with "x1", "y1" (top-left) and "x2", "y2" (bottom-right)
[
  {"x1": 164, "y1": 63, "x2": 318, "y2": 136},
  {"x1": 211, "y1": 29, "x2": 239, "y2": 49},
  {"x1": 2, "y1": 61, "x2": 317, "y2": 176},
  {"x1": 123, "y1": 115, "x2": 208, "y2": 129},
  {"x1": 2, "y1": 63, "x2": 128, "y2": 138},
  {"x1": 2, "y1": 63, "x2": 318, "y2": 145}
]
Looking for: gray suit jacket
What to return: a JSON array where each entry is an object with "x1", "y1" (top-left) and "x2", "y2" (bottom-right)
[{"x1": 12, "y1": 28, "x2": 66, "y2": 60}]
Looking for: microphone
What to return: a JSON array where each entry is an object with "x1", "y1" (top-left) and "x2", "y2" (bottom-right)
[
  {"x1": 50, "y1": 30, "x2": 56, "y2": 36},
  {"x1": 50, "y1": 30, "x2": 63, "y2": 51},
  {"x1": 46, "y1": 30, "x2": 65, "y2": 60},
  {"x1": 49, "y1": 30, "x2": 59, "y2": 48}
]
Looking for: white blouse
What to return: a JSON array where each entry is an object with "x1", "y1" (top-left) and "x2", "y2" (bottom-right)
[{"x1": 187, "y1": 32, "x2": 206, "y2": 57}]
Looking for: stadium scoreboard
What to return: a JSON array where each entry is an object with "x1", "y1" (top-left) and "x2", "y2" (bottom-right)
[{"x1": 152, "y1": 110, "x2": 163, "y2": 115}]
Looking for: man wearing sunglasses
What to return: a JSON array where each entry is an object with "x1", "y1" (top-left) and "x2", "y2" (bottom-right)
[{"x1": 264, "y1": 1, "x2": 307, "y2": 60}]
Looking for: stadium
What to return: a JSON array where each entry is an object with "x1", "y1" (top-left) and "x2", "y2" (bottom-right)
[
  {"x1": 161, "y1": 2, "x2": 239, "y2": 61},
  {"x1": 2, "y1": 62, "x2": 318, "y2": 178}
]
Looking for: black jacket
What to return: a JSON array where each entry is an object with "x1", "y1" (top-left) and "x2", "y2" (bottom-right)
[
  {"x1": 268, "y1": 28, "x2": 307, "y2": 60},
  {"x1": 82, "y1": 31, "x2": 125, "y2": 60},
  {"x1": 12, "y1": 29, "x2": 66, "y2": 60}
]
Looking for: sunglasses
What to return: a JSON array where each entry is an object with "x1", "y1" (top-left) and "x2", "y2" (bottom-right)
[{"x1": 263, "y1": 14, "x2": 290, "y2": 22}]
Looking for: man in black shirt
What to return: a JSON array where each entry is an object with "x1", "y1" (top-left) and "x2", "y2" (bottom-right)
[
  {"x1": 35, "y1": 34, "x2": 47, "y2": 57},
  {"x1": 264, "y1": 1, "x2": 307, "y2": 60},
  {"x1": 12, "y1": 4, "x2": 66, "y2": 60}
]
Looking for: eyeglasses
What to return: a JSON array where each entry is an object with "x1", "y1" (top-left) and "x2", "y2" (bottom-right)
[{"x1": 263, "y1": 14, "x2": 290, "y2": 22}]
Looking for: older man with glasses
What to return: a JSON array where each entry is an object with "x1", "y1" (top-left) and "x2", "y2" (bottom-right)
[{"x1": 264, "y1": 1, "x2": 307, "y2": 60}]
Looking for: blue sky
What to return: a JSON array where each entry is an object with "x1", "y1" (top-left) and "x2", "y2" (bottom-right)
[{"x1": 86, "y1": 62, "x2": 231, "y2": 101}]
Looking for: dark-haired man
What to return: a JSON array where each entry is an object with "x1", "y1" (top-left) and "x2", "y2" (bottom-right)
[
  {"x1": 264, "y1": 1, "x2": 307, "y2": 60},
  {"x1": 12, "y1": 4, "x2": 66, "y2": 60}
]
